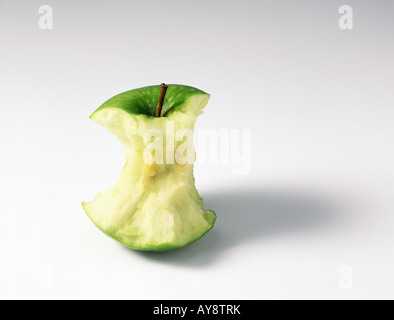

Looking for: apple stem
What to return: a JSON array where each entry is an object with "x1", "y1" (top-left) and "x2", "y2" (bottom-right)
[{"x1": 156, "y1": 83, "x2": 169, "y2": 117}]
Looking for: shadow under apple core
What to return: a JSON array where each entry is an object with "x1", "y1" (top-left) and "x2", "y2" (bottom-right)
[{"x1": 127, "y1": 187, "x2": 346, "y2": 267}]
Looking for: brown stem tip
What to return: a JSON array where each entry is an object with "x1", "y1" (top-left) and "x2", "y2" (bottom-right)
[{"x1": 156, "y1": 83, "x2": 168, "y2": 117}]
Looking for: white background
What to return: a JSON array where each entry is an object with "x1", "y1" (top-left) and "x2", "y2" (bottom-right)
[{"x1": 1, "y1": 1, "x2": 393, "y2": 299}]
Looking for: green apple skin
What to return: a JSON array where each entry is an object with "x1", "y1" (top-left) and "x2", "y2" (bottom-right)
[
  {"x1": 83, "y1": 84, "x2": 216, "y2": 252},
  {"x1": 91, "y1": 84, "x2": 207, "y2": 118}
]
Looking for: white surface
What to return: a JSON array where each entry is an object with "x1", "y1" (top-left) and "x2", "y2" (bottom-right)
[{"x1": 1, "y1": 0, "x2": 394, "y2": 299}]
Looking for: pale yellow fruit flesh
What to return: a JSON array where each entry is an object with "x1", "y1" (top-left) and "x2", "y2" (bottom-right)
[{"x1": 83, "y1": 94, "x2": 216, "y2": 251}]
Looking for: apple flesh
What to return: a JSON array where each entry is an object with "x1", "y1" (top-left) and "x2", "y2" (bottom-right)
[{"x1": 83, "y1": 85, "x2": 216, "y2": 251}]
